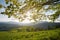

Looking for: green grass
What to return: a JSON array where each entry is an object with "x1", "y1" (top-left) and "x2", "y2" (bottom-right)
[{"x1": 0, "y1": 28, "x2": 60, "y2": 40}]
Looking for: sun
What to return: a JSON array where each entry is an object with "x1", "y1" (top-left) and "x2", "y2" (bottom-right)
[{"x1": 21, "y1": 18, "x2": 31, "y2": 23}]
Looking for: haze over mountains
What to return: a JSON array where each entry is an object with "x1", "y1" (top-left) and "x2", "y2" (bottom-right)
[{"x1": 0, "y1": 21, "x2": 60, "y2": 31}]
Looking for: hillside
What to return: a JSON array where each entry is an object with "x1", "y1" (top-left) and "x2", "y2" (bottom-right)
[{"x1": 0, "y1": 28, "x2": 60, "y2": 40}]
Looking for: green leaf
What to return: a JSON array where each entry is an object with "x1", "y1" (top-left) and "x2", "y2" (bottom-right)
[{"x1": 0, "y1": 4, "x2": 2, "y2": 8}]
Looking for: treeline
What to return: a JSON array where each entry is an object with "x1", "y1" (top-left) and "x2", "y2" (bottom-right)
[{"x1": 10, "y1": 26, "x2": 60, "y2": 32}]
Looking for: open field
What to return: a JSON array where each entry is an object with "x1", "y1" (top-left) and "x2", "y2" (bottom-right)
[{"x1": 0, "y1": 28, "x2": 60, "y2": 40}]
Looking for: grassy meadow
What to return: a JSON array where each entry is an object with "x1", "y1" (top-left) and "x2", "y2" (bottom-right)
[{"x1": 0, "y1": 27, "x2": 60, "y2": 40}]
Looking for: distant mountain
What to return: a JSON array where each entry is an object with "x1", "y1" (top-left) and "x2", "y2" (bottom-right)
[
  {"x1": 0, "y1": 21, "x2": 60, "y2": 31},
  {"x1": 33, "y1": 22, "x2": 60, "y2": 29},
  {"x1": 0, "y1": 22, "x2": 21, "y2": 31}
]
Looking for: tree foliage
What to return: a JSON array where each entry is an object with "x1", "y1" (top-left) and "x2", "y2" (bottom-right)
[{"x1": 0, "y1": 0, "x2": 60, "y2": 22}]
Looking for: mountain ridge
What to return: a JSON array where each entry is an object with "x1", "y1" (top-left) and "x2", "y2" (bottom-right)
[{"x1": 0, "y1": 21, "x2": 60, "y2": 31}]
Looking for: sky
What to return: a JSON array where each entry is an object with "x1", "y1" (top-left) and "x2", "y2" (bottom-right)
[
  {"x1": 0, "y1": 0, "x2": 29, "y2": 23},
  {"x1": 0, "y1": 0, "x2": 20, "y2": 22},
  {"x1": 0, "y1": 0, "x2": 60, "y2": 23}
]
